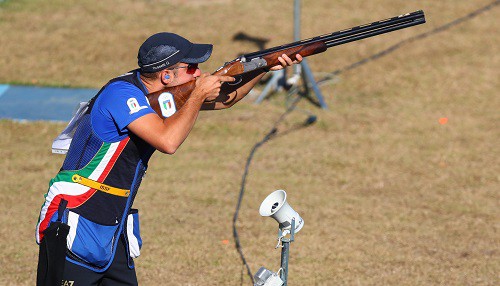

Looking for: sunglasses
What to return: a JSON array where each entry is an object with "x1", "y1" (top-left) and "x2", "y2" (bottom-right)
[{"x1": 168, "y1": 63, "x2": 199, "y2": 74}]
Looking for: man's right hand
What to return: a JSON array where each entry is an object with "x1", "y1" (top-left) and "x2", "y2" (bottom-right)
[
  {"x1": 193, "y1": 73, "x2": 235, "y2": 102},
  {"x1": 128, "y1": 73, "x2": 235, "y2": 154}
]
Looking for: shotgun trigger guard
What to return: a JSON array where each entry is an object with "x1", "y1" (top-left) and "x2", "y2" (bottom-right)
[
  {"x1": 242, "y1": 58, "x2": 268, "y2": 73},
  {"x1": 226, "y1": 75, "x2": 243, "y2": 86}
]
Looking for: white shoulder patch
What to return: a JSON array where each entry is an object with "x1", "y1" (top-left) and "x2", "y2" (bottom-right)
[{"x1": 127, "y1": 98, "x2": 148, "y2": 114}]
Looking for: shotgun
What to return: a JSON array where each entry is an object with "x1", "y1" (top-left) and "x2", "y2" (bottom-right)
[{"x1": 147, "y1": 10, "x2": 425, "y2": 118}]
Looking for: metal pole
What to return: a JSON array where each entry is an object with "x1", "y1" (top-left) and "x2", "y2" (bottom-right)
[
  {"x1": 280, "y1": 240, "x2": 290, "y2": 285},
  {"x1": 254, "y1": 69, "x2": 286, "y2": 104},
  {"x1": 255, "y1": 0, "x2": 298, "y2": 104},
  {"x1": 301, "y1": 59, "x2": 328, "y2": 108},
  {"x1": 293, "y1": 0, "x2": 301, "y2": 75},
  {"x1": 255, "y1": 0, "x2": 328, "y2": 109},
  {"x1": 294, "y1": 0, "x2": 328, "y2": 109},
  {"x1": 279, "y1": 219, "x2": 295, "y2": 285}
]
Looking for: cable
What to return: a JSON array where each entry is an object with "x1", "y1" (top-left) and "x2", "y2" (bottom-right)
[
  {"x1": 232, "y1": 1, "x2": 499, "y2": 283},
  {"x1": 232, "y1": 95, "x2": 302, "y2": 285}
]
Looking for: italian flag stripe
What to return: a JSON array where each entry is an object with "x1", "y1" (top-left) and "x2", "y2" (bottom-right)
[
  {"x1": 36, "y1": 138, "x2": 130, "y2": 243},
  {"x1": 47, "y1": 142, "x2": 111, "y2": 187},
  {"x1": 95, "y1": 138, "x2": 129, "y2": 182}
]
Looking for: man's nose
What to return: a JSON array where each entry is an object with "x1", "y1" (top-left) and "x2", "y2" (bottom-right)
[{"x1": 193, "y1": 68, "x2": 202, "y2": 77}]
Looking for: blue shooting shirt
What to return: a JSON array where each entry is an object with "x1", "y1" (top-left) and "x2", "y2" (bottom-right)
[{"x1": 91, "y1": 80, "x2": 155, "y2": 142}]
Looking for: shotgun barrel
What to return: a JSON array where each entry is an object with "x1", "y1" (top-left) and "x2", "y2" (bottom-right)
[{"x1": 242, "y1": 10, "x2": 425, "y2": 61}]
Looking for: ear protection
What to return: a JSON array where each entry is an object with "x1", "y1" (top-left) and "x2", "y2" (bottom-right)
[{"x1": 164, "y1": 75, "x2": 170, "y2": 79}]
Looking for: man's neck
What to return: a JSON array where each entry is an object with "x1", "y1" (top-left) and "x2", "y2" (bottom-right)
[{"x1": 139, "y1": 75, "x2": 164, "y2": 94}]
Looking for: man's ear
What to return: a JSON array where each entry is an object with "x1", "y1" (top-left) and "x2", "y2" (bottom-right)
[{"x1": 160, "y1": 70, "x2": 172, "y2": 84}]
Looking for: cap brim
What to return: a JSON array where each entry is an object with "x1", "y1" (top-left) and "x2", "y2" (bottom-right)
[{"x1": 182, "y1": 43, "x2": 213, "y2": 64}]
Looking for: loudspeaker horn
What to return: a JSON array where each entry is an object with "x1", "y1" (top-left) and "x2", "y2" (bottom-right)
[{"x1": 259, "y1": 190, "x2": 304, "y2": 234}]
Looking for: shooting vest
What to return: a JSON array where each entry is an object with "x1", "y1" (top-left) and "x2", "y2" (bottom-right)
[{"x1": 36, "y1": 70, "x2": 155, "y2": 271}]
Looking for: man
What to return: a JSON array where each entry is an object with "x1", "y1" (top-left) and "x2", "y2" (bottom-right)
[{"x1": 36, "y1": 32, "x2": 302, "y2": 285}]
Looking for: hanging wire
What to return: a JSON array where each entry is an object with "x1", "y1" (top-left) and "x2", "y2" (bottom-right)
[{"x1": 232, "y1": 95, "x2": 302, "y2": 285}]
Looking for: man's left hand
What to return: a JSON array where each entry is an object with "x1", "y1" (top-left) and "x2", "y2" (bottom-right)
[{"x1": 269, "y1": 54, "x2": 303, "y2": 71}]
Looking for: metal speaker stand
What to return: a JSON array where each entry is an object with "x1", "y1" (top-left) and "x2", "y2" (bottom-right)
[
  {"x1": 278, "y1": 218, "x2": 296, "y2": 286},
  {"x1": 255, "y1": 0, "x2": 328, "y2": 109}
]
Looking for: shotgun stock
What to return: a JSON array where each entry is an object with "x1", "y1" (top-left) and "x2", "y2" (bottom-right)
[{"x1": 147, "y1": 10, "x2": 425, "y2": 118}]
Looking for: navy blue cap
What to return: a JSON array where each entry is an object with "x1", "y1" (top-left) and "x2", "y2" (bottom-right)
[{"x1": 138, "y1": 32, "x2": 213, "y2": 73}]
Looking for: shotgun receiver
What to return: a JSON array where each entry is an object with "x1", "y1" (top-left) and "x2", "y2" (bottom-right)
[{"x1": 147, "y1": 10, "x2": 425, "y2": 118}]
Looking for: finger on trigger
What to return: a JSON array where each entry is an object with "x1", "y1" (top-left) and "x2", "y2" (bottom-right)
[{"x1": 219, "y1": 76, "x2": 235, "y2": 82}]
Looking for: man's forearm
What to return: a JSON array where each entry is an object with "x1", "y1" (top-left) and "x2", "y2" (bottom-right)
[
  {"x1": 201, "y1": 69, "x2": 266, "y2": 110},
  {"x1": 160, "y1": 90, "x2": 207, "y2": 151}
]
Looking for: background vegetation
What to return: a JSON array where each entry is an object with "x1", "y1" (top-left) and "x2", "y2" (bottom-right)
[{"x1": 0, "y1": 0, "x2": 498, "y2": 285}]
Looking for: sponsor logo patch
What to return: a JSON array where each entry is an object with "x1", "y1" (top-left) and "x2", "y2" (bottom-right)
[
  {"x1": 158, "y1": 92, "x2": 177, "y2": 118},
  {"x1": 127, "y1": 98, "x2": 148, "y2": 115}
]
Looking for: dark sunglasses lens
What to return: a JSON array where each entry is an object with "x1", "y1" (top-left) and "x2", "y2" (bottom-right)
[{"x1": 187, "y1": 64, "x2": 198, "y2": 74}]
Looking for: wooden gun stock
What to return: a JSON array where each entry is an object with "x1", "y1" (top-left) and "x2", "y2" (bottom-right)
[
  {"x1": 213, "y1": 41, "x2": 328, "y2": 76},
  {"x1": 147, "y1": 80, "x2": 196, "y2": 119},
  {"x1": 147, "y1": 10, "x2": 425, "y2": 118}
]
